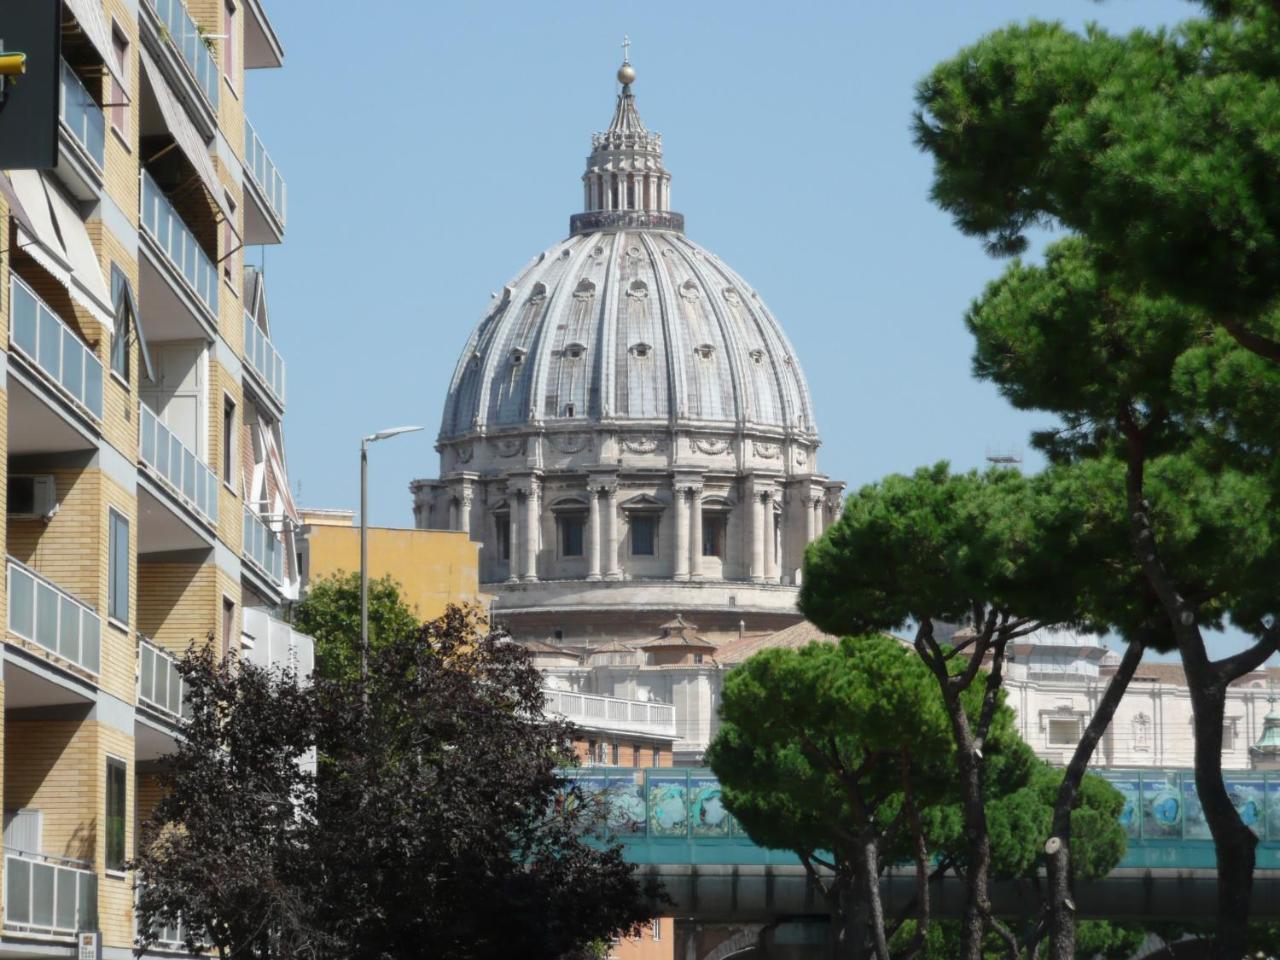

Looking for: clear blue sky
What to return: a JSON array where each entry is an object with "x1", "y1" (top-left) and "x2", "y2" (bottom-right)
[{"x1": 248, "y1": 1, "x2": 1252, "y2": 660}]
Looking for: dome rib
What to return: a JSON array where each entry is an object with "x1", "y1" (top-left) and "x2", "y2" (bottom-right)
[
  {"x1": 638, "y1": 231, "x2": 688, "y2": 422},
  {"x1": 529, "y1": 235, "x2": 595, "y2": 423}
]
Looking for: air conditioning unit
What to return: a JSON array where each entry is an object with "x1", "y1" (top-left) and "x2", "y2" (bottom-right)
[{"x1": 8, "y1": 475, "x2": 57, "y2": 519}]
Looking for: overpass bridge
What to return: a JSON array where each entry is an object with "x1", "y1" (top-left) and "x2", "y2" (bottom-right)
[{"x1": 572, "y1": 766, "x2": 1280, "y2": 922}]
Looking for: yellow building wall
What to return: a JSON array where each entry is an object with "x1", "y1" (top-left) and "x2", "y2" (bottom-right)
[{"x1": 306, "y1": 525, "x2": 482, "y2": 622}]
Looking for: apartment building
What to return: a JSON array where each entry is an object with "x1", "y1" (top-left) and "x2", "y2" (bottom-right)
[{"x1": 0, "y1": 1, "x2": 306, "y2": 956}]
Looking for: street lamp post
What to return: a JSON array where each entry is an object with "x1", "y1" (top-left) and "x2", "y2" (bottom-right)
[{"x1": 360, "y1": 425, "x2": 423, "y2": 704}]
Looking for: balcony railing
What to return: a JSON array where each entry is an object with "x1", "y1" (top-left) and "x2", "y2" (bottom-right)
[
  {"x1": 7, "y1": 559, "x2": 101, "y2": 676},
  {"x1": 138, "y1": 635, "x2": 190, "y2": 720},
  {"x1": 243, "y1": 313, "x2": 286, "y2": 405},
  {"x1": 3, "y1": 851, "x2": 97, "y2": 939},
  {"x1": 244, "y1": 117, "x2": 287, "y2": 227},
  {"x1": 9, "y1": 276, "x2": 104, "y2": 420},
  {"x1": 139, "y1": 404, "x2": 219, "y2": 526},
  {"x1": 140, "y1": 169, "x2": 218, "y2": 316},
  {"x1": 145, "y1": 0, "x2": 219, "y2": 109},
  {"x1": 544, "y1": 688, "x2": 677, "y2": 738},
  {"x1": 59, "y1": 60, "x2": 105, "y2": 169},
  {"x1": 243, "y1": 506, "x2": 283, "y2": 584}
]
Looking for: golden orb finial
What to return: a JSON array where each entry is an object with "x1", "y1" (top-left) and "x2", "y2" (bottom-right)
[{"x1": 617, "y1": 62, "x2": 636, "y2": 86}]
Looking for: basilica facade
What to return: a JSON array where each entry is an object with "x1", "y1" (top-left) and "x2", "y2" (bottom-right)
[{"x1": 411, "y1": 57, "x2": 844, "y2": 648}]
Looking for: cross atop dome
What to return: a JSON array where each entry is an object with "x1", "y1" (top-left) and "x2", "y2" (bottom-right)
[{"x1": 570, "y1": 47, "x2": 683, "y2": 236}]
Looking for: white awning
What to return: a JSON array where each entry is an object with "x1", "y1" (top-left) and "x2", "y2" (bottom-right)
[
  {"x1": 139, "y1": 48, "x2": 234, "y2": 224},
  {"x1": 63, "y1": 0, "x2": 129, "y2": 91},
  {"x1": 7, "y1": 170, "x2": 113, "y2": 328}
]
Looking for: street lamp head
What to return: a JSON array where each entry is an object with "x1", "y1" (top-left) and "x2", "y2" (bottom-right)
[{"x1": 365, "y1": 425, "x2": 424, "y2": 444}]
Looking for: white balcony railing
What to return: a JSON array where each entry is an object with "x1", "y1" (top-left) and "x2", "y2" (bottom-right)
[
  {"x1": 243, "y1": 313, "x2": 286, "y2": 405},
  {"x1": 242, "y1": 607, "x2": 315, "y2": 683},
  {"x1": 3, "y1": 851, "x2": 97, "y2": 939},
  {"x1": 243, "y1": 117, "x2": 287, "y2": 227},
  {"x1": 140, "y1": 169, "x2": 218, "y2": 316},
  {"x1": 9, "y1": 276, "x2": 104, "y2": 420},
  {"x1": 7, "y1": 559, "x2": 101, "y2": 675},
  {"x1": 243, "y1": 506, "x2": 283, "y2": 584},
  {"x1": 138, "y1": 635, "x2": 190, "y2": 720},
  {"x1": 139, "y1": 404, "x2": 219, "y2": 526},
  {"x1": 59, "y1": 59, "x2": 105, "y2": 168},
  {"x1": 544, "y1": 688, "x2": 677, "y2": 739},
  {"x1": 145, "y1": 0, "x2": 219, "y2": 109}
]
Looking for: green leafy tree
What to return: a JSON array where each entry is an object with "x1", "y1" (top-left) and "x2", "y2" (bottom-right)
[
  {"x1": 292, "y1": 571, "x2": 420, "y2": 681},
  {"x1": 707, "y1": 636, "x2": 958, "y2": 960},
  {"x1": 801, "y1": 464, "x2": 1149, "y2": 959}
]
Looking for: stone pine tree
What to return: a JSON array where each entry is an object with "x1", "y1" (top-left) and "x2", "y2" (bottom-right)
[
  {"x1": 951, "y1": 236, "x2": 1280, "y2": 956},
  {"x1": 706, "y1": 636, "x2": 959, "y2": 960},
  {"x1": 800, "y1": 463, "x2": 1157, "y2": 959}
]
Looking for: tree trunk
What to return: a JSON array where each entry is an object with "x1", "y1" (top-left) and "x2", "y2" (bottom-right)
[
  {"x1": 956, "y1": 741, "x2": 990, "y2": 960},
  {"x1": 1045, "y1": 635, "x2": 1147, "y2": 960},
  {"x1": 1182, "y1": 653, "x2": 1255, "y2": 960}
]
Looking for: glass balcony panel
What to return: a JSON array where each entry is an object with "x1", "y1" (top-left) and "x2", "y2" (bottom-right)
[
  {"x1": 145, "y1": 0, "x2": 218, "y2": 108},
  {"x1": 59, "y1": 60, "x2": 105, "y2": 168},
  {"x1": 167, "y1": 665, "x2": 181, "y2": 712},
  {"x1": 243, "y1": 314, "x2": 287, "y2": 406},
  {"x1": 170, "y1": 435, "x2": 183, "y2": 488},
  {"x1": 54, "y1": 870, "x2": 76, "y2": 931},
  {"x1": 35, "y1": 581, "x2": 59, "y2": 650},
  {"x1": 58, "y1": 596, "x2": 80, "y2": 661},
  {"x1": 78, "y1": 873, "x2": 96, "y2": 930},
  {"x1": 139, "y1": 170, "x2": 218, "y2": 316},
  {"x1": 12, "y1": 282, "x2": 37, "y2": 356},
  {"x1": 182, "y1": 448, "x2": 196, "y2": 500},
  {"x1": 141, "y1": 642, "x2": 155, "y2": 702},
  {"x1": 6, "y1": 857, "x2": 30, "y2": 925},
  {"x1": 242, "y1": 506, "x2": 283, "y2": 585},
  {"x1": 37, "y1": 310, "x2": 60, "y2": 377},
  {"x1": 31, "y1": 863, "x2": 54, "y2": 928},
  {"x1": 9, "y1": 565, "x2": 34, "y2": 638},
  {"x1": 85, "y1": 360, "x2": 103, "y2": 419},
  {"x1": 81, "y1": 614, "x2": 99, "y2": 674},
  {"x1": 61, "y1": 329, "x2": 83, "y2": 399},
  {"x1": 139, "y1": 405, "x2": 217, "y2": 527},
  {"x1": 243, "y1": 118, "x2": 287, "y2": 227}
]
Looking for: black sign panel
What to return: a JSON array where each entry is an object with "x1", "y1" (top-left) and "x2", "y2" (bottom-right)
[{"x1": 0, "y1": 0, "x2": 61, "y2": 169}]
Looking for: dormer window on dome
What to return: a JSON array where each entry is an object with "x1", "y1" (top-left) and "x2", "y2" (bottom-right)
[
  {"x1": 630, "y1": 342, "x2": 652, "y2": 359},
  {"x1": 563, "y1": 343, "x2": 585, "y2": 360},
  {"x1": 695, "y1": 344, "x2": 715, "y2": 360},
  {"x1": 510, "y1": 348, "x2": 526, "y2": 365}
]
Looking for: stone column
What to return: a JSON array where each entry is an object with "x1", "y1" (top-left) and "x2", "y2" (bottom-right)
[
  {"x1": 587, "y1": 487, "x2": 602, "y2": 581},
  {"x1": 804, "y1": 494, "x2": 817, "y2": 544},
  {"x1": 522, "y1": 482, "x2": 539, "y2": 582},
  {"x1": 604, "y1": 486, "x2": 621, "y2": 579},
  {"x1": 750, "y1": 490, "x2": 765, "y2": 582},
  {"x1": 813, "y1": 497, "x2": 825, "y2": 539},
  {"x1": 673, "y1": 485, "x2": 689, "y2": 581},
  {"x1": 507, "y1": 498, "x2": 522, "y2": 583},
  {"x1": 689, "y1": 488, "x2": 703, "y2": 580},
  {"x1": 763, "y1": 493, "x2": 778, "y2": 583},
  {"x1": 460, "y1": 490, "x2": 474, "y2": 539}
]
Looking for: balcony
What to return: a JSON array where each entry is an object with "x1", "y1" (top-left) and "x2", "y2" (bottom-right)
[
  {"x1": 243, "y1": 313, "x2": 286, "y2": 408},
  {"x1": 139, "y1": 403, "x2": 219, "y2": 528},
  {"x1": 3, "y1": 851, "x2": 97, "y2": 940},
  {"x1": 242, "y1": 607, "x2": 315, "y2": 682},
  {"x1": 138, "y1": 635, "x2": 191, "y2": 721},
  {"x1": 59, "y1": 59, "x2": 105, "y2": 172},
  {"x1": 144, "y1": 0, "x2": 219, "y2": 111},
  {"x1": 7, "y1": 558, "x2": 102, "y2": 676},
  {"x1": 544, "y1": 688, "x2": 677, "y2": 740},
  {"x1": 243, "y1": 506, "x2": 283, "y2": 584},
  {"x1": 140, "y1": 169, "x2": 218, "y2": 320},
  {"x1": 243, "y1": 117, "x2": 287, "y2": 241},
  {"x1": 9, "y1": 276, "x2": 104, "y2": 423}
]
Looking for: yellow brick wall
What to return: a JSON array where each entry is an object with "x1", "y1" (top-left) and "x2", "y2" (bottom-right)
[
  {"x1": 102, "y1": 0, "x2": 140, "y2": 226},
  {"x1": 137, "y1": 562, "x2": 217, "y2": 656},
  {"x1": 97, "y1": 724, "x2": 136, "y2": 948},
  {"x1": 3, "y1": 719, "x2": 98, "y2": 863},
  {"x1": 213, "y1": 360, "x2": 244, "y2": 550},
  {"x1": 99, "y1": 475, "x2": 137, "y2": 703},
  {"x1": 8, "y1": 465, "x2": 102, "y2": 605},
  {"x1": 97, "y1": 225, "x2": 141, "y2": 461},
  {"x1": 134, "y1": 771, "x2": 167, "y2": 849},
  {"x1": 215, "y1": 566, "x2": 240, "y2": 655}
]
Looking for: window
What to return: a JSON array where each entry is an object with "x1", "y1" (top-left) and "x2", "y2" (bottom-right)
[
  {"x1": 495, "y1": 513, "x2": 511, "y2": 561},
  {"x1": 611, "y1": 743, "x2": 620, "y2": 766},
  {"x1": 109, "y1": 24, "x2": 129, "y2": 137},
  {"x1": 221, "y1": 596, "x2": 236, "y2": 660},
  {"x1": 108, "y1": 509, "x2": 129, "y2": 624},
  {"x1": 652, "y1": 919, "x2": 661, "y2": 941},
  {"x1": 1046, "y1": 717, "x2": 1080, "y2": 747},
  {"x1": 702, "y1": 514, "x2": 726, "y2": 557},
  {"x1": 223, "y1": 1, "x2": 236, "y2": 84},
  {"x1": 110, "y1": 266, "x2": 132, "y2": 381},
  {"x1": 630, "y1": 516, "x2": 656, "y2": 556},
  {"x1": 105, "y1": 758, "x2": 127, "y2": 871},
  {"x1": 587, "y1": 740, "x2": 597, "y2": 763},
  {"x1": 1224, "y1": 722, "x2": 1238, "y2": 752},
  {"x1": 222, "y1": 396, "x2": 237, "y2": 485},
  {"x1": 560, "y1": 514, "x2": 585, "y2": 557}
]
